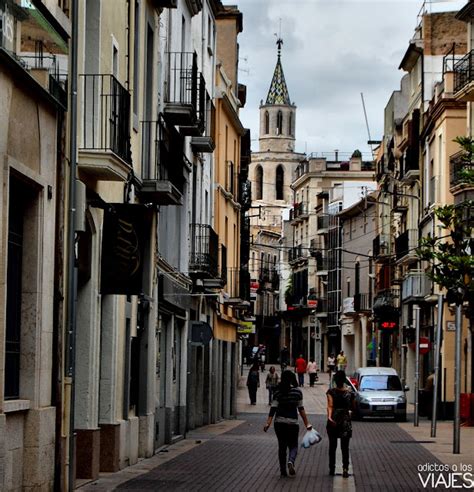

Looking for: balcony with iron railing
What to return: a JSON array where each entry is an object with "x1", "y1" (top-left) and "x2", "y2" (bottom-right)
[
  {"x1": 354, "y1": 292, "x2": 372, "y2": 312},
  {"x1": 289, "y1": 202, "x2": 309, "y2": 223},
  {"x1": 373, "y1": 234, "x2": 390, "y2": 259},
  {"x1": 288, "y1": 245, "x2": 307, "y2": 263},
  {"x1": 78, "y1": 74, "x2": 132, "y2": 181},
  {"x1": 189, "y1": 224, "x2": 219, "y2": 279},
  {"x1": 317, "y1": 214, "x2": 329, "y2": 232},
  {"x1": 238, "y1": 175, "x2": 252, "y2": 211},
  {"x1": 191, "y1": 98, "x2": 215, "y2": 152},
  {"x1": 401, "y1": 270, "x2": 431, "y2": 302},
  {"x1": 17, "y1": 51, "x2": 68, "y2": 108},
  {"x1": 316, "y1": 255, "x2": 328, "y2": 274},
  {"x1": 454, "y1": 50, "x2": 474, "y2": 100},
  {"x1": 139, "y1": 116, "x2": 189, "y2": 205},
  {"x1": 395, "y1": 229, "x2": 418, "y2": 263},
  {"x1": 399, "y1": 150, "x2": 419, "y2": 183},
  {"x1": 259, "y1": 267, "x2": 279, "y2": 290},
  {"x1": 223, "y1": 268, "x2": 252, "y2": 306},
  {"x1": 449, "y1": 151, "x2": 474, "y2": 195},
  {"x1": 163, "y1": 52, "x2": 204, "y2": 133}
]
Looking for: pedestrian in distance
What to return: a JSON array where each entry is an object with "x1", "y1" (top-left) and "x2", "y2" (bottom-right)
[
  {"x1": 247, "y1": 362, "x2": 260, "y2": 405},
  {"x1": 326, "y1": 370, "x2": 355, "y2": 478},
  {"x1": 307, "y1": 358, "x2": 318, "y2": 387},
  {"x1": 336, "y1": 350, "x2": 347, "y2": 372},
  {"x1": 327, "y1": 353, "x2": 336, "y2": 374},
  {"x1": 264, "y1": 370, "x2": 312, "y2": 478},
  {"x1": 295, "y1": 354, "x2": 307, "y2": 387},
  {"x1": 280, "y1": 345, "x2": 289, "y2": 372},
  {"x1": 265, "y1": 366, "x2": 279, "y2": 405}
]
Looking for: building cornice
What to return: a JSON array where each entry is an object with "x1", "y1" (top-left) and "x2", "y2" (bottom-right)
[
  {"x1": 220, "y1": 92, "x2": 245, "y2": 136},
  {"x1": 420, "y1": 97, "x2": 466, "y2": 140},
  {"x1": 456, "y1": 1, "x2": 474, "y2": 22}
]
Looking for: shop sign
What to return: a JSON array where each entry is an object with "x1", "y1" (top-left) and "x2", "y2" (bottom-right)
[
  {"x1": 0, "y1": 0, "x2": 16, "y2": 51},
  {"x1": 101, "y1": 204, "x2": 151, "y2": 295},
  {"x1": 238, "y1": 321, "x2": 256, "y2": 334},
  {"x1": 190, "y1": 322, "x2": 213, "y2": 345}
]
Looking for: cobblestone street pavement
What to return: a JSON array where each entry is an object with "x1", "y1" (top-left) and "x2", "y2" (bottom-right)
[{"x1": 81, "y1": 371, "x2": 471, "y2": 491}]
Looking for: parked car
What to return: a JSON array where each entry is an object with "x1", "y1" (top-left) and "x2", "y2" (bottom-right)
[{"x1": 352, "y1": 367, "x2": 408, "y2": 421}]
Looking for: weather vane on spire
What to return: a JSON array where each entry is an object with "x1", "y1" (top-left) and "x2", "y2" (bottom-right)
[{"x1": 275, "y1": 18, "x2": 283, "y2": 58}]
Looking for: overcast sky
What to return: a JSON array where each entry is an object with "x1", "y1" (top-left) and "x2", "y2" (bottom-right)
[{"x1": 236, "y1": 0, "x2": 466, "y2": 158}]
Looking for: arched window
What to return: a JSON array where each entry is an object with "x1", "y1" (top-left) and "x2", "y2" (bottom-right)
[
  {"x1": 276, "y1": 165, "x2": 284, "y2": 200},
  {"x1": 288, "y1": 112, "x2": 293, "y2": 136},
  {"x1": 276, "y1": 111, "x2": 283, "y2": 135},
  {"x1": 255, "y1": 165, "x2": 263, "y2": 200},
  {"x1": 264, "y1": 111, "x2": 270, "y2": 134}
]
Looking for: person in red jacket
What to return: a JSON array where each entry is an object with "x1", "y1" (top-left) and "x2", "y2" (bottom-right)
[{"x1": 295, "y1": 354, "x2": 307, "y2": 387}]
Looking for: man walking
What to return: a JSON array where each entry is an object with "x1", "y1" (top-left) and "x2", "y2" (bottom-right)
[
  {"x1": 280, "y1": 345, "x2": 289, "y2": 371},
  {"x1": 295, "y1": 354, "x2": 307, "y2": 387}
]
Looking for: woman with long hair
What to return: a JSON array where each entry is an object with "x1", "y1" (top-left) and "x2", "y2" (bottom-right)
[
  {"x1": 263, "y1": 370, "x2": 312, "y2": 478},
  {"x1": 326, "y1": 370, "x2": 355, "y2": 478}
]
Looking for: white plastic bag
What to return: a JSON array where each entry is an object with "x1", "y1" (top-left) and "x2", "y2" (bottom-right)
[{"x1": 301, "y1": 428, "x2": 322, "y2": 448}]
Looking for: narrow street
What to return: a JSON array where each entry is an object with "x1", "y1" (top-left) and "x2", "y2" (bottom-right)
[{"x1": 80, "y1": 369, "x2": 474, "y2": 491}]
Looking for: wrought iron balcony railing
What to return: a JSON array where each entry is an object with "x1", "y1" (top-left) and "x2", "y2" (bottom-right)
[
  {"x1": 317, "y1": 215, "x2": 329, "y2": 230},
  {"x1": 189, "y1": 224, "x2": 219, "y2": 278},
  {"x1": 140, "y1": 116, "x2": 188, "y2": 204},
  {"x1": 290, "y1": 202, "x2": 309, "y2": 222},
  {"x1": 395, "y1": 229, "x2": 418, "y2": 261},
  {"x1": 450, "y1": 151, "x2": 474, "y2": 189},
  {"x1": 79, "y1": 74, "x2": 132, "y2": 164},
  {"x1": 18, "y1": 51, "x2": 68, "y2": 108},
  {"x1": 454, "y1": 50, "x2": 474, "y2": 94},
  {"x1": 259, "y1": 268, "x2": 279, "y2": 290},
  {"x1": 164, "y1": 52, "x2": 205, "y2": 133},
  {"x1": 354, "y1": 292, "x2": 372, "y2": 312},
  {"x1": 288, "y1": 245, "x2": 306, "y2": 262},
  {"x1": 373, "y1": 234, "x2": 390, "y2": 258}
]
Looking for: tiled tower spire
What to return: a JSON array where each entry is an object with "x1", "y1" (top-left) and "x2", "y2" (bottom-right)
[{"x1": 265, "y1": 38, "x2": 291, "y2": 105}]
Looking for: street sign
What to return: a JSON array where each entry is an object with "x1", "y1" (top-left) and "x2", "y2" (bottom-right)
[
  {"x1": 409, "y1": 337, "x2": 431, "y2": 354},
  {"x1": 419, "y1": 337, "x2": 431, "y2": 355},
  {"x1": 446, "y1": 321, "x2": 456, "y2": 332},
  {"x1": 307, "y1": 299, "x2": 318, "y2": 308}
]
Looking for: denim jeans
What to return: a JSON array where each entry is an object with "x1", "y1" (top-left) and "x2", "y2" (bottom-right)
[
  {"x1": 274, "y1": 422, "x2": 299, "y2": 474},
  {"x1": 297, "y1": 372, "x2": 304, "y2": 387}
]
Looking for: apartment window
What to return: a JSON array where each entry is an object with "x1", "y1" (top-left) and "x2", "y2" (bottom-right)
[
  {"x1": 181, "y1": 16, "x2": 186, "y2": 51},
  {"x1": 255, "y1": 165, "x2": 263, "y2": 200},
  {"x1": 264, "y1": 111, "x2": 269, "y2": 134},
  {"x1": 5, "y1": 180, "x2": 24, "y2": 399},
  {"x1": 276, "y1": 165, "x2": 284, "y2": 200},
  {"x1": 112, "y1": 42, "x2": 118, "y2": 77},
  {"x1": 5, "y1": 177, "x2": 38, "y2": 400},
  {"x1": 276, "y1": 110, "x2": 283, "y2": 135}
]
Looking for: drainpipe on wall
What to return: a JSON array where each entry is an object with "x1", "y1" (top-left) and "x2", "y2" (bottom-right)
[{"x1": 66, "y1": 0, "x2": 79, "y2": 489}]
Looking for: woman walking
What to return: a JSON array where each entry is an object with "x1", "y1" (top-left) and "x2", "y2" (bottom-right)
[
  {"x1": 247, "y1": 362, "x2": 260, "y2": 405},
  {"x1": 263, "y1": 370, "x2": 312, "y2": 478},
  {"x1": 265, "y1": 366, "x2": 279, "y2": 405},
  {"x1": 326, "y1": 370, "x2": 354, "y2": 478},
  {"x1": 306, "y1": 358, "x2": 318, "y2": 387}
]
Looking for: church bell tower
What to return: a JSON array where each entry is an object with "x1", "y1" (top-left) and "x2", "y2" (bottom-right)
[{"x1": 259, "y1": 38, "x2": 296, "y2": 153}]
